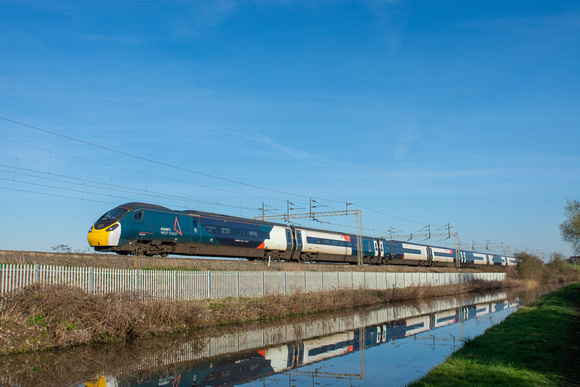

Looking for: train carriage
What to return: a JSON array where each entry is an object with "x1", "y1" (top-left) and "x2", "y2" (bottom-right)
[
  {"x1": 489, "y1": 254, "x2": 506, "y2": 266},
  {"x1": 298, "y1": 228, "x2": 353, "y2": 262},
  {"x1": 433, "y1": 309, "x2": 458, "y2": 328},
  {"x1": 462, "y1": 251, "x2": 489, "y2": 266},
  {"x1": 379, "y1": 241, "x2": 429, "y2": 265},
  {"x1": 430, "y1": 246, "x2": 456, "y2": 266}
]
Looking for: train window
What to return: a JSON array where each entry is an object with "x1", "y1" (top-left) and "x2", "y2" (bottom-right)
[
  {"x1": 262, "y1": 231, "x2": 270, "y2": 239},
  {"x1": 249, "y1": 230, "x2": 258, "y2": 238},
  {"x1": 206, "y1": 225, "x2": 217, "y2": 233},
  {"x1": 235, "y1": 228, "x2": 244, "y2": 236},
  {"x1": 192, "y1": 219, "x2": 198, "y2": 228},
  {"x1": 133, "y1": 211, "x2": 143, "y2": 221},
  {"x1": 221, "y1": 227, "x2": 231, "y2": 235},
  {"x1": 332, "y1": 240, "x2": 338, "y2": 246}
]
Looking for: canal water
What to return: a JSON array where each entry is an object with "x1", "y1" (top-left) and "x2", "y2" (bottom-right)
[{"x1": 0, "y1": 286, "x2": 557, "y2": 387}]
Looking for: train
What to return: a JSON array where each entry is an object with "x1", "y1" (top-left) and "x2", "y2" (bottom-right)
[{"x1": 88, "y1": 202, "x2": 517, "y2": 267}]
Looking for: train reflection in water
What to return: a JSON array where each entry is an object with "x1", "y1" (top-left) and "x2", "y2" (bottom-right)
[{"x1": 101, "y1": 297, "x2": 519, "y2": 387}]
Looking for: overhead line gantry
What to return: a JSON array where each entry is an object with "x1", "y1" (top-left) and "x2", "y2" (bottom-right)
[
  {"x1": 255, "y1": 198, "x2": 364, "y2": 266},
  {"x1": 384, "y1": 224, "x2": 461, "y2": 268}
]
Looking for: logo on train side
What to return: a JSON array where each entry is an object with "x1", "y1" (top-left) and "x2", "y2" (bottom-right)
[
  {"x1": 174, "y1": 217, "x2": 182, "y2": 236},
  {"x1": 160, "y1": 217, "x2": 183, "y2": 237}
]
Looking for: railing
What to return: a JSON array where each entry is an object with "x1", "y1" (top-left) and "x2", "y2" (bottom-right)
[{"x1": 0, "y1": 264, "x2": 505, "y2": 301}]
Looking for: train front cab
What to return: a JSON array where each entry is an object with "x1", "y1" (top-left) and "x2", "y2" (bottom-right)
[
  {"x1": 89, "y1": 202, "x2": 203, "y2": 257},
  {"x1": 88, "y1": 204, "x2": 137, "y2": 251}
]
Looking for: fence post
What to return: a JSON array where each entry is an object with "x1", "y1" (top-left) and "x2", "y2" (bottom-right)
[
  {"x1": 34, "y1": 264, "x2": 40, "y2": 284},
  {"x1": 237, "y1": 271, "x2": 240, "y2": 298},
  {"x1": 321, "y1": 272, "x2": 324, "y2": 292},
  {"x1": 89, "y1": 267, "x2": 94, "y2": 294},
  {"x1": 208, "y1": 270, "x2": 211, "y2": 299},
  {"x1": 304, "y1": 271, "x2": 306, "y2": 293},
  {"x1": 262, "y1": 271, "x2": 265, "y2": 296},
  {"x1": 284, "y1": 271, "x2": 287, "y2": 295},
  {"x1": 174, "y1": 270, "x2": 178, "y2": 300}
]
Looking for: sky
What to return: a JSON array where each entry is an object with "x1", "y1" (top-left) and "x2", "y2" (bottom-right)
[{"x1": 1, "y1": 0, "x2": 579, "y2": 260}]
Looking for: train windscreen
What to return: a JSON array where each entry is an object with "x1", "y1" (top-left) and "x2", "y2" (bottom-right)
[{"x1": 94, "y1": 207, "x2": 128, "y2": 230}]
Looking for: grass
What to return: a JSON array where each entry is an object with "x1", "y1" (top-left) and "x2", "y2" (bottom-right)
[
  {"x1": 0, "y1": 280, "x2": 505, "y2": 356},
  {"x1": 409, "y1": 282, "x2": 580, "y2": 386}
]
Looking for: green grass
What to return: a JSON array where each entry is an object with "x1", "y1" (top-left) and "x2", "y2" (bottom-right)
[{"x1": 410, "y1": 282, "x2": 580, "y2": 386}]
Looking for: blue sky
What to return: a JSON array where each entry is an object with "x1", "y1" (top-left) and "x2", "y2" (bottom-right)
[{"x1": 1, "y1": 1, "x2": 579, "y2": 259}]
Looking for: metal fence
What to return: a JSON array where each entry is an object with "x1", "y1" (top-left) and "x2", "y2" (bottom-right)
[{"x1": 0, "y1": 264, "x2": 505, "y2": 301}]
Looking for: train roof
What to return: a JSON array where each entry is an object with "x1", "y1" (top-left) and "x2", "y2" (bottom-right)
[
  {"x1": 115, "y1": 202, "x2": 289, "y2": 227},
  {"x1": 117, "y1": 202, "x2": 171, "y2": 211}
]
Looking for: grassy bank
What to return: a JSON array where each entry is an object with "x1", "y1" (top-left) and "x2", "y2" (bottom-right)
[
  {"x1": 0, "y1": 279, "x2": 505, "y2": 356},
  {"x1": 410, "y1": 282, "x2": 580, "y2": 386}
]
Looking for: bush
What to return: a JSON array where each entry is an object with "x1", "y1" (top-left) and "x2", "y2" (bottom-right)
[
  {"x1": 516, "y1": 253, "x2": 545, "y2": 282},
  {"x1": 516, "y1": 252, "x2": 579, "y2": 283}
]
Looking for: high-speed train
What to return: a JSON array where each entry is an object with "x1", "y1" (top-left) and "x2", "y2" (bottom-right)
[{"x1": 88, "y1": 202, "x2": 517, "y2": 267}]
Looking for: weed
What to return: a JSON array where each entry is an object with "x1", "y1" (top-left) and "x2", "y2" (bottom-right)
[{"x1": 27, "y1": 316, "x2": 47, "y2": 327}]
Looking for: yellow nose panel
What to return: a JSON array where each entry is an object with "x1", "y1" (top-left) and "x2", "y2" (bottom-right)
[{"x1": 88, "y1": 227, "x2": 110, "y2": 247}]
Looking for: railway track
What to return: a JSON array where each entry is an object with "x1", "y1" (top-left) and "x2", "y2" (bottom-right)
[{"x1": 0, "y1": 250, "x2": 499, "y2": 273}]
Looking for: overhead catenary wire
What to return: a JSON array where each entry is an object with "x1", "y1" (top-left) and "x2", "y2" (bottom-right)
[
  {"x1": 0, "y1": 116, "x2": 512, "y2": 250},
  {"x1": 0, "y1": 136, "x2": 293, "y2": 204},
  {"x1": 0, "y1": 116, "x2": 342, "y2": 204}
]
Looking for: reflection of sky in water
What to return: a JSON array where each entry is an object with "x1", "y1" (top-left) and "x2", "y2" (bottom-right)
[{"x1": 244, "y1": 308, "x2": 515, "y2": 387}]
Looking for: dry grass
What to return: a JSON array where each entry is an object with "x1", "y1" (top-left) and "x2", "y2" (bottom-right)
[{"x1": 0, "y1": 279, "x2": 506, "y2": 356}]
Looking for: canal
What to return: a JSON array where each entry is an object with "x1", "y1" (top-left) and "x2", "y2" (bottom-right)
[{"x1": 0, "y1": 286, "x2": 557, "y2": 387}]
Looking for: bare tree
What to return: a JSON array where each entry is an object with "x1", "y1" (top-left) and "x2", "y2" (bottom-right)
[{"x1": 52, "y1": 244, "x2": 72, "y2": 253}]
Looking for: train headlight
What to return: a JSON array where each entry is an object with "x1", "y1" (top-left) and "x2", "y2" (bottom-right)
[{"x1": 106, "y1": 224, "x2": 119, "y2": 232}]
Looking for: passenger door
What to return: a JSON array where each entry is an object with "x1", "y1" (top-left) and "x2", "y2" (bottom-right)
[{"x1": 190, "y1": 215, "x2": 201, "y2": 243}]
